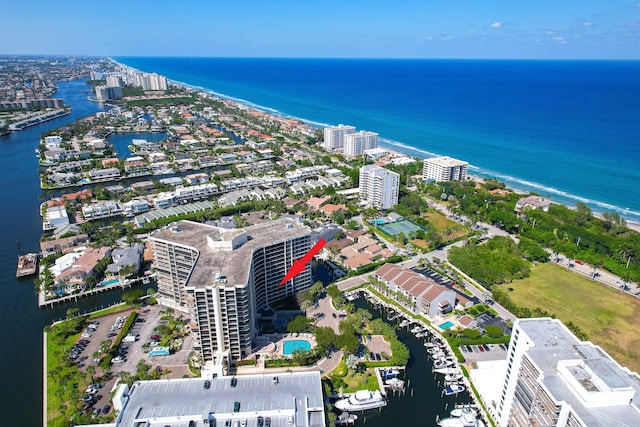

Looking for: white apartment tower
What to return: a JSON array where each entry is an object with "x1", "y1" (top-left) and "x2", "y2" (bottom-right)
[
  {"x1": 359, "y1": 164, "x2": 400, "y2": 210},
  {"x1": 423, "y1": 156, "x2": 468, "y2": 182},
  {"x1": 149, "y1": 218, "x2": 312, "y2": 362},
  {"x1": 344, "y1": 130, "x2": 379, "y2": 157},
  {"x1": 105, "y1": 75, "x2": 124, "y2": 88},
  {"x1": 497, "y1": 318, "x2": 640, "y2": 427},
  {"x1": 323, "y1": 124, "x2": 355, "y2": 150}
]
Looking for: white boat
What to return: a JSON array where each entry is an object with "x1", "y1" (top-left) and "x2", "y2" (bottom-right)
[
  {"x1": 385, "y1": 377, "x2": 405, "y2": 388},
  {"x1": 335, "y1": 412, "x2": 358, "y2": 425},
  {"x1": 438, "y1": 408, "x2": 484, "y2": 427},
  {"x1": 399, "y1": 320, "x2": 410, "y2": 327},
  {"x1": 450, "y1": 406, "x2": 476, "y2": 418},
  {"x1": 335, "y1": 390, "x2": 387, "y2": 412},
  {"x1": 443, "y1": 384, "x2": 465, "y2": 395},
  {"x1": 410, "y1": 326, "x2": 422, "y2": 334},
  {"x1": 434, "y1": 367, "x2": 462, "y2": 375},
  {"x1": 444, "y1": 372, "x2": 463, "y2": 382},
  {"x1": 415, "y1": 332, "x2": 426, "y2": 338},
  {"x1": 433, "y1": 359, "x2": 454, "y2": 369}
]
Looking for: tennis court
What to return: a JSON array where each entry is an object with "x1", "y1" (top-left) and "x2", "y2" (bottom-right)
[{"x1": 379, "y1": 219, "x2": 423, "y2": 237}]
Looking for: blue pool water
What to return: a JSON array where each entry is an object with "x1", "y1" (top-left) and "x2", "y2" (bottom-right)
[
  {"x1": 283, "y1": 339, "x2": 311, "y2": 355},
  {"x1": 439, "y1": 321, "x2": 454, "y2": 331},
  {"x1": 100, "y1": 278, "x2": 120, "y2": 287},
  {"x1": 370, "y1": 219, "x2": 387, "y2": 225}
]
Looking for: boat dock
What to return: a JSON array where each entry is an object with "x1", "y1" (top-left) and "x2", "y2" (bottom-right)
[
  {"x1": 38, "y1": 275, "x2": 154, "y2": 308},
  {"x1": 16, "y1": 253, "x2": 39, "y2": 277}
]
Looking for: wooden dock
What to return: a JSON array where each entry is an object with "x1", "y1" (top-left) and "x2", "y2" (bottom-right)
[{"x1": 38, "y1": 275, "x2": 154, "y2": 308}]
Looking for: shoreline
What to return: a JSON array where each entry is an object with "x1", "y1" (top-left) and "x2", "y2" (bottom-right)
[{"x1": 110, "y1": 58, "x2": 640, "y2": 226}]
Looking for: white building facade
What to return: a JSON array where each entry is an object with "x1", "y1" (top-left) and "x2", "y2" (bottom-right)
[
  {"x1": 423, "y1": 156, "x2": 468, "y2": 182},
  {"x1": 344, "y1": 130, "x2": 379, "y2": 157},
  {"x1": 323, "y1": 124, "x2": 355, "y2": 150},
  {"x1": 149, "y1": 218, "x2": 312, "y2": 362},
  {"x1": 359, "y1": 164, "x2": 399, "y2": 210},
  {"x1": 497, "y1": 318, "x2": 640, "y2": 427}
]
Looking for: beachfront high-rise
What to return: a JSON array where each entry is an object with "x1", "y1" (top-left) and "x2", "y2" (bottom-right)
[
  {"x1": 496, "y1": 318, "x2": 640, "y2": 427},
  {"x1": 344, "y1": 130, "x2": 379, "y2": 157},
  {"x1": 149, "y1": 218, "x2": 312, "y2": 362},
  {"x1": 423, "y1": 156, "x2": 468, "y2": 182},
  {"x1": 323, "y1": 124, "x2": 355, "y2": 150},
  {"x1": 359, "y1": 164, "x2": 400, "y2": 210}
]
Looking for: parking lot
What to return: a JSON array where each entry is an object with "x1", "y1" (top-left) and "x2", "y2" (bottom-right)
[
  {"x1": 67, "y1": 304, "x2": 193, "y2": 416},
  {"x1": 459, "y1": 343, "x2": 508, "y2": 362}
]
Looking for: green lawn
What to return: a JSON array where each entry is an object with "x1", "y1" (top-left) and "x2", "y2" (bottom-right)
[
  {"x1": 423, "y1": 211, "x2": 468, "y2": 240},
  {"x1": 498, "y1": 263, "x2": 640, "y2": 372}
]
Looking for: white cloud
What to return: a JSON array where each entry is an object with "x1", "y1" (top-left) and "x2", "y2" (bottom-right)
[
  {"x1": 553, "y1": 36, "x2": 566, "y2": 44},
  {"x1": 583, "y1": 22, "x2": 593, "y2": 27},
  {"x1": 490, "y1": 22, "x2": 502, "y2": 28}
]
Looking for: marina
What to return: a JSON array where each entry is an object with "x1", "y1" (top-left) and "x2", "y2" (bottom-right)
[{"x1": 343, "y1": 289, "x2": 488, "y2": 427}]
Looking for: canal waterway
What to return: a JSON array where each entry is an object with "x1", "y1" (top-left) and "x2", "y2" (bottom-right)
[
  {"x1": 348, "y1": 294, "x2": 474, "y2": 426},
  {"x1": 0, "y1": 80, "x2": 134, "y2": 427}
]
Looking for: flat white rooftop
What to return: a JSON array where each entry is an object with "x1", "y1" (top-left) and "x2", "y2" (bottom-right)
[
  {"x1": 113, "y1": 372, "x2": 325, "y2": 427},
  {"x1": 518, "y1": 318, "x2": 640, "y2": 426},
  {"x1": 424, "y1": 156, "x2": 468, "y2": 167}
]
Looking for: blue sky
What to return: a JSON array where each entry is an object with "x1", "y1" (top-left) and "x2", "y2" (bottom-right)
[{"x1": 2, "y1": 0, "x2": 639, "y2": 59}]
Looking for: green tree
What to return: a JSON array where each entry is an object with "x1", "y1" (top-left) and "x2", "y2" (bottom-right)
[
  {"x1": 485, "y1": 325, "x2": 504, "y2": 338},
  {"x1": 335, "y1": 331, "x2": 359, "y2": 354},
  {"x1": 314, "y1": 326, "x2": 336, "y2": 348},
  {"x1": 287, "y1": 315, "x2": 313, "y2": 334}
]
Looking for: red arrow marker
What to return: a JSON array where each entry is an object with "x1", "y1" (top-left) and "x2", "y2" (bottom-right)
[{"x1": 279, "y1": 238, "x2": 327, "y2": 286}]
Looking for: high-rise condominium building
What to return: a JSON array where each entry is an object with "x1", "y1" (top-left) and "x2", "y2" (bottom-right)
[
  {"x1": 149, "y1": 218, "x2": 312, "y2": 362},
  {"x1": 359, "y1": 164, "x2": 400, "y2": 210},
  {"x1": 323, "y1": 124, "x2": 355, "y2": 150},
  {"x1": 497, "y1": 318, "x2": 640, "y2": 427},
  {"x1": 344, "y1": 130, "x2": 379, "y2": 157},
  {"x1": 105, "y1": 75, "x2": 124, "y2": 88},
  {"x1": 95, "y1": 85, "x2": 122, "y2": 101},
  {"x1": 423, "y1": 156, "x2": 468, "y2": 182}
]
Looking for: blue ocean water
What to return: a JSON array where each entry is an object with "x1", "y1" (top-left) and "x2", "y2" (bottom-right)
[{"x1": 115, "y1": 57, "x2": 640, "y2": 222}]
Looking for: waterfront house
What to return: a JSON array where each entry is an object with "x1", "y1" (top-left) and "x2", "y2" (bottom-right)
[{"x1": 515, "y1": 195, "x2": 551, "y2": 213}]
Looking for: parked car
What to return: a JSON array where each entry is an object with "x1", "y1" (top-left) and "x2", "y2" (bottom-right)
[
  {"x1": 203, "y1": 380, "x2": 210, "y2": 389},
  {"x1": 101, "y1": 404, "x2": 111, "y2": 414},
  {"x1": 575, "y1": 259, "x2": 584, "y2": 265}
]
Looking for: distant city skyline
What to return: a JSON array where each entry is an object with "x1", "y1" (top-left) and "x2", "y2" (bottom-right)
[{"x1": 1, "y1": 0, "x2": 639, "y2": 59}]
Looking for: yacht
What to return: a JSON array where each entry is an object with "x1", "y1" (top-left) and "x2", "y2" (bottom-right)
[
  {"x1": 444, "y1": 372, "x2": 463, "y2": 382},
  {"x1": 434, "y1": 366, "x2": 462, "y2": 375},
  {"x1": 335, "y1": 390, "x2": 387, "y2": 412},
  {"x1": 438, "y1": 407, "x2": 484, "y2": 427}
]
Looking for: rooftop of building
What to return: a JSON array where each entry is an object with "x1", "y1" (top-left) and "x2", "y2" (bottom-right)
[
  {"x1": 150, "y1": 217, "x2": 311, "y2": 289},
  {"x1": 424, "y1": 156, "x2": 468, "y2": 167},
  {"x1": 114, "y1": 372, "x2": 325, "y2": 427},
  {"x1": 517, "y1": 318, "x2": 640, "y2": 426}
]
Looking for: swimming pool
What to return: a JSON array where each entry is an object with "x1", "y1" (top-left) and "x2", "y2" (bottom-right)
[
  {"x1": 283, "y1": 339, "x2": 311, "y2": 355},
  {"x1": 439, "y1": 321, "x2": 454, "y2": 331},
  {"x1": 370, "y1": 218, "x2": 387, "y2": 225},
  {"x1": 100, "y1": 278, "x2": 120, "y2": 287}
]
